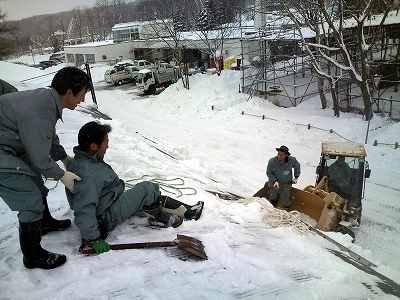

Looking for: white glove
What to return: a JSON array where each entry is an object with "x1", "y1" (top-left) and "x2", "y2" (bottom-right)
[
  {"x1": 62, "y1": 155, "x2": 73, "y2": 170},
  {"x1": 292, "y1": 178, "x2": 298, "y2": 184},
  {"x1": 61, "y1": 171, "x2": 81, "y2": 192},
  {"x1": 273, "y1": 181, "x2": 280, "y2": 189}
]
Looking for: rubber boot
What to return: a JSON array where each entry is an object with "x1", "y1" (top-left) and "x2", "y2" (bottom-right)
[
  {"x1": 19, "y1": 220, "x2": 67, "y2": 269},
  {"x1": 41, "y1": 197, "x2": 71, "y2": 235},
  {"x1": 143, "y1": 203, "x2": 183, "y2": 228},
  {"x1": 160, "y1": 195, "x2": 204, "y2": 221}
]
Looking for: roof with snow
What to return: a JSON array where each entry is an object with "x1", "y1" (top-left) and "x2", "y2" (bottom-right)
[
  {"x1": 322, "y1": 142, "x2": 367, "y2": 157},
  {"x1": 344, "y1": 9, "x2": 400, "y2": 29},
  {"x1": 64, "y1": 40, "x2": 115, "y2": 48},
  {"x1": 112, "y1": 19, "x2": 172, "y2": 31}
]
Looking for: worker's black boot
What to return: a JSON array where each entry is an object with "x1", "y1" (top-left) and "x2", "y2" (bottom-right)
[
  {"x1": 144, "y1": 203, "x2": 183, "y2": 228},
  {"x1": 160, "y1": 195, "x2": 204, "y2": 221},
  {"x1": 41, "y1": 197, "x2": 71, "y2": 235},
  {"x1": 19, "y1": 220, "x2": 67, "y2": 269}
]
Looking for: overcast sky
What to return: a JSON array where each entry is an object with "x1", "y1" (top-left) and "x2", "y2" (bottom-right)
[{"x1": 0, "y1": 0, "x2": 97, "y2": 21}]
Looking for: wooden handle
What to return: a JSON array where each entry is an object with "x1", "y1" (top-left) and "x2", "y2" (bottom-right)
[{"x1": 110, "y1": 241, "x2": 177, "y2": 250}]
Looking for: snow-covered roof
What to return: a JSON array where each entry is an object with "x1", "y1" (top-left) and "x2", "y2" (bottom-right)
[
  {"x1": 112, "y1": 19, "x2": 172, "y2": 31},
  {"x1": 64, "y1": 40, "x2": 114, "y2": 48},
  {"x1": 343, "y1": 9, "x2": 400, "y2": 29},
  {"x1": 0, "y1": 61, "x2": 45, "y2": 82},
  {"x1": 322, "y1": 142, "x2": 367, "y2": 157},
  {"x1": 180, "y1": 22, "x2": 255, "y2": 41},
  {"x1": 139, "y1": 68, "x2": 152, "y2": 74},
  {"x1": 260, "y1": 27, "x2": 315, "y2": 40}
]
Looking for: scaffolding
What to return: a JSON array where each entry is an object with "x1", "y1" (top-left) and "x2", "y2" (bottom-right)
[
  {"x1": 240, "y1": 2, "x2": 319, "y2": 107},
  {"x1": 239, "y1": 1, "x2": 400, "y2": 119}
]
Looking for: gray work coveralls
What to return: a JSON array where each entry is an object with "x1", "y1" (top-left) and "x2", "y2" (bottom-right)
[
  {"x1": 66, "y1": 147, "x2": 160, "y2": 241},
  {"x1": 267, "y1": 156, "x2": 301, "y2": 207},
  {"x1": 0, "y1": 88, "x2": 67, "y2": 223}
]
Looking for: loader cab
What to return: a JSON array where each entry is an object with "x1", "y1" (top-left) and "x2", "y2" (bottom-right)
[{"x1": 316, "y1": 142, "x2": 371, "y2": 224}]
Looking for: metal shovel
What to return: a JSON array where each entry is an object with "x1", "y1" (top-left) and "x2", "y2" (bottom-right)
[{"x1": 91, "y1": 235, "x2": 208, "y2": 260}]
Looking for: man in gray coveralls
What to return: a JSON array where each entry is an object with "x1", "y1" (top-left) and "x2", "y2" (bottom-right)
[
  {"x1": 66, "y1": 121, "x2": 204, "y2": 255},
  {"x1": 267, "y1": 145, "x2": 301, "y2": 209},
  {"x1": 0, "y1": 67, "x2": 90, "y2": 269}
]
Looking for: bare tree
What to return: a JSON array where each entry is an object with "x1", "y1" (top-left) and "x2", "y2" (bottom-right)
[
  {"x1": 95, "y1": 0, "x2": 114, "y2": 39},
  {"x1": 283, "y1": 0, "x2": 395, "y2": 120},
  {"x1": 190, "y1": 0, "x2": 240, "y2": 76},
  {"x1": 146, "y1": 0, "x2": 191, "y2": 89},
  {"x1": 0, "y1": 9, "x2": 17, "y2": 59}
]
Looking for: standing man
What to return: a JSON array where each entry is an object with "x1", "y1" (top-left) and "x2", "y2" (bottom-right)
[
  {"x1": 0, "y1": 67, "x2": 90, "y2": 269},
  {"x1": 267, "y1": 145, "x2": 301, "y2": 209}
]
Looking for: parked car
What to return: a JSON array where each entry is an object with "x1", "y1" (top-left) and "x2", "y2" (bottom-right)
[
  {"x1": 114, "y1": 60, "x2": 135, "y2": 69},
  {"x1": 134, "y1": 60, "x2": 154, "y2": 70},
  {"x1": 49, "y1": 51, "x2": 65, "y2": 62},
  {"x1": 104, "y1": 65, "x2": 140, "y2": 86},
  {"x1": 38, "y1": 60, "x2": 59, "y2": 70}
]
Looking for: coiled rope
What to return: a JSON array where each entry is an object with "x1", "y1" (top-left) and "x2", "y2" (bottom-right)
[
  {"x1": 124, "y1": 175, "x2": 197, "y2": 198},
  {"x1": 239, "y1": 197, "x2": 315, "y2": 234}
]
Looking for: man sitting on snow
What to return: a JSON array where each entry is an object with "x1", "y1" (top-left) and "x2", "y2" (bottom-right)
[
  {"x1": 266, "y1": 145, "x2": 301, "y2": 209},
  {"x1": 66, "y1": 121, "x2": 204, "y2": 255}
]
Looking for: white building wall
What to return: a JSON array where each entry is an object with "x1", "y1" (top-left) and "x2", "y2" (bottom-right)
[
  {"x1": 64, "y1": 38, "x2": 243, "y2": 64},
  {"x1": 65, "y1": 41, "x2": 144, "y2": 64}
]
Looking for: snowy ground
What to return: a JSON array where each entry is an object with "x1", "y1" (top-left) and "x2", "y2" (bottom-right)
[
  {"x1": 0, "y1": 62, "x2": 400, "y2": 300},
  {"x1": 8, "y1": 53, "x2": 52, "y2": 66}
]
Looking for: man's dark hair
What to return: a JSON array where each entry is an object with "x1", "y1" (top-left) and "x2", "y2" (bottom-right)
[
  {"x1": 51, "y1": 67, "x2": 91, "y2": 96},
  {"x1": 78, "y1": 121, "x2": 112, "y2": 151}
]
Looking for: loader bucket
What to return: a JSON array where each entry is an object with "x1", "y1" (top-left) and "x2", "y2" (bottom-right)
[{"x1": 289, "y1": 188, "x2": 326, "y2": 222}]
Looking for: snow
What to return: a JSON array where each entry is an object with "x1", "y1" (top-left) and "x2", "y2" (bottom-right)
[
  {"x1": 344, "y1": 9, "x2": 400, "y2": 29},
  {"x1": 0, "y1": 63, "x2": 400, "y2": 299},
  {"x1": 64, "y1": 40, "x2": 115, "y2": 49},
  {"x1": 0, "y1": 61, "x2": 47, "y2": 82},
  {"x1": 8, "y1": 53, "x2": 51, "y2": 66}
]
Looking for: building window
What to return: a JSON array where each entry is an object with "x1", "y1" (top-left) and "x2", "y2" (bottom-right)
[
  {"x1": 102, "y1": 55, "x2": 107, "y2": 60},
  {"x1": 85, "y1": 54, "x2": 95, "y2": 64},
  {"x1": 113, "y1": 26, "x2": 140, "y2": 42},
  {"x1": 76, "y1": 54, "x2": 84, "y2": 65},
  {"x1": 66, "y1": 54, "x2": 75, "y2": 63}
]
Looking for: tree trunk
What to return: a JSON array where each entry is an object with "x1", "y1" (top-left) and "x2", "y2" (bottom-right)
[
  {"x1": 360, "y1": 80, "x2": 373, "y2": 120},
  {"x1": 330, "y1": 80, "x2": 340, "y2": 117},
  {"x1": 318, "y1": 77, "x2": 327, "y2": 109},
  {"x1": 357, "y1": 24, "x2": 373, "y2": 121},
  {"x1": 214, "y1": 55, "x2": 221, "y2": 76}
]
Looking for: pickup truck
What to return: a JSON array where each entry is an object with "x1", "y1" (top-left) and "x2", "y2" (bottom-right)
[{"x1": 104, "y1": 63, "x2": 141, "y2": 86}]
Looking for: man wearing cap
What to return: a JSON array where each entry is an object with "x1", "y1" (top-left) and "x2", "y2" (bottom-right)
[{"x1": 266, "y1": 145, "x2": 301, "y2": 209}]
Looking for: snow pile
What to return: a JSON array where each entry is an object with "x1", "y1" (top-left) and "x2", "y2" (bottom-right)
[{"x1": 155, "y1": 71, "x2": 247, "y2": 115}]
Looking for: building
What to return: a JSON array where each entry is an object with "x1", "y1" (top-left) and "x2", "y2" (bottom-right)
[{"x1": 64, "y1": 19, "x2": 252, "y2": 67}]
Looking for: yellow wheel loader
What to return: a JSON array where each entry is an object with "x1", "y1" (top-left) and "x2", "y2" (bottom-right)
[{"x1": 255, "y1": 142, "x2": 371, "y2": 231}]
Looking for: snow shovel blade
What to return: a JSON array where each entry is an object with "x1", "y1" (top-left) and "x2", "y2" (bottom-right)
[
  {"x1": 85, "y1": 235, "x2": 208, "y2": 260},
  {"x1": 176, "y1": 235, "x2": 208, "y2": 260}
]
